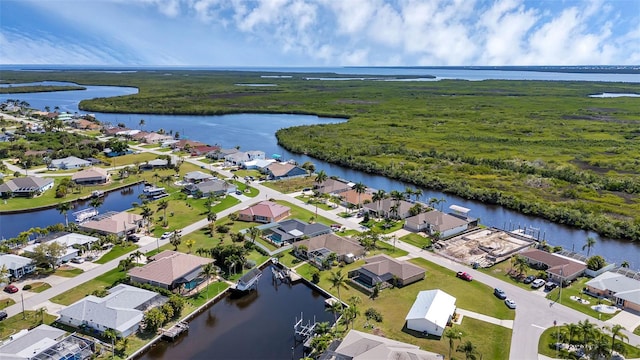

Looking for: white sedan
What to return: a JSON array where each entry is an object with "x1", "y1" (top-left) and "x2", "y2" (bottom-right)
[
  {"x1": 505, "y1": 298, "x2": 517, "y2": 309},
  {"x1": 531, "y1": 279, "x2": 546, "y2": 288}
]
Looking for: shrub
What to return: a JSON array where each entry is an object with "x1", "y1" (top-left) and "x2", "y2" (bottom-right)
[
  {"x1": 245, "y1": 259, "x2": 256, "y2": 268},
  {"x1": 22, "y1": 284, "x2": 32, "y2": 290},
  {"x1": 365, "y1": 308, "x2": 383, "y2": 322},
  {"x1": 216, "y1": 225, "x2": 230, "y2": 233},
  {"x1": 311, "y1": 271, "x2": 320, "y2": 284},
  {"x1": 587, "y1": 255, "x2": 606, "y2": 271}
]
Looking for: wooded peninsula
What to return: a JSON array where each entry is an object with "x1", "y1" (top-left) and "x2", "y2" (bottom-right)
[{"x1": 1, "y1": 70, "x2": 639, "y2": 241}]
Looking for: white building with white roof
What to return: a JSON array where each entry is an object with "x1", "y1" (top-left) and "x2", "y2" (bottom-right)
[{"x1": 405, "y1": 289, "x2": 457, "y2": 337}]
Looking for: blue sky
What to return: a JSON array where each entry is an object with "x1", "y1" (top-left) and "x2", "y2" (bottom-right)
[{"x1": 1, "y1": 0, "x2": 638, "y2": 66}]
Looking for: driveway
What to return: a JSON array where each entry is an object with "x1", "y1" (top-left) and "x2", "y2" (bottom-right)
[{"x1": 607, "y1": 310, "x2": 640, "y2": 332}]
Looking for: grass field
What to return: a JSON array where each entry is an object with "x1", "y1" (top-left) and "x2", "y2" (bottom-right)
[
  {"x1": 50, "y1": 268, "x2": 128, "y2": 305},
  {"x1": 27, "y1": 282, "x2": 52, "y2": 293},
  {"x1": 545, "y1": 278, "x2": 617, "y2": 321},
  {"x1": 0, "y1": 311, "x2": 58, "y2": 340},
  {"x1": 0, "y1": 298, "x2": 15, "y2": 310},
  {"x1": 53, "y1": 267, "x2": 84, "y2": 277},
  {"x1": 399, "y1": 232, "x2": 432, "y2": 249},
  {"x1": 262, "y1": 177, "x2": 316, "y2": 193},
  {"x1": 95, "y1": 244, "x2": 138, "y2": 264}
]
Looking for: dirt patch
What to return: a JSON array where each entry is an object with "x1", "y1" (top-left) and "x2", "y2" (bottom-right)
[
  {"x1": 570, "y1": 159, "x2": 639, "y2": 175},
  {"x1": 601, "y1": 190, "x2": 637, "y2": 205}
]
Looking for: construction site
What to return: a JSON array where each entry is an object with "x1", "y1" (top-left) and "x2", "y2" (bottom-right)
[{"x1": 436, "y1": 227, "x2": 535, "y2": 267}]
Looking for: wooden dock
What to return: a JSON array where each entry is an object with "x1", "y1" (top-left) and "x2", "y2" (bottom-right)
[{"x1": 160, "y1": 321, "x2": 189, "y2": 341}]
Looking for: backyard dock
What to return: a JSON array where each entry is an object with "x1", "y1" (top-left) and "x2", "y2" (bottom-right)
[{"x1": 160, "y1": 321, "x2": 189, "y2": 341}]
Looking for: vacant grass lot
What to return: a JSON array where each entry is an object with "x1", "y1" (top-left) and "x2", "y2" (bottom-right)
[
  {"x1": 27, "y1": 281, "x2": 52, "y2": 293},
  {"x1": 400, "y1": 232, "x2": 432, "y2": 249},
  {"x1": 262, "y1": 177, "x2": 316, "y2": 193},
  {"x1": 95, "y1": 244, "x2": 138, "y2": 264},
  {"x1": 53, "y1": 267, "x2": 84, "y2": 277},
  {"x1": 50, "y1": 268, "x2": 127, "y2": 306}
]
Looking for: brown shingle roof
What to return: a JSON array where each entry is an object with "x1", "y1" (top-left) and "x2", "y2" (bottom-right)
[
  {"x1": 405, "y1": 210, "x2": 467, "y2": 231},
  {"x1": 128, "y1": 250, "x2": 213, "y2": 286},
  {"x1": 340, "y1": 189, "x2": 373, "y2": 206},
  {"x1": 71, "y1": 167, "x2": 109, "y2": 181},
  {"x1": 520, "y1": 249, "x2": 586, "y2": 277},
  {"x1": 295, "y1": 233, "x2": 365, "y2": 257},
  {"x1": 238, "y1": 201, "x2": 290, "y2": 219},
  {"x1": 266, "y1": 162, "x2": 296, "y2": 177},
  {"x1": 361, "y1": 254, "x2": 425, "y2": 281}
]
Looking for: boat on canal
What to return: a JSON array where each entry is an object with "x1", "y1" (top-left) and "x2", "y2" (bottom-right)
[{"x1": 73, "y1": 208, "x2": 98, "y2": 223}]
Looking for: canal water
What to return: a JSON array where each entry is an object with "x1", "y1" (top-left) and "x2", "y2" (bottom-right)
[
  {"x1": 139, "y1": 265, "x2": 334, "y2": 360},
  {"x1": 1, "y1": 75, "x2": 639, "y2": 268},
  {"x1": 0, "y1": 183, "x2": 145, "y2": 239}
]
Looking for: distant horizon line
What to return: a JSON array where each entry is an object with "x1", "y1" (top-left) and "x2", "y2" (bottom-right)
[{"x1": 1, "y1": 64, "x2": 638, "y2": 69}]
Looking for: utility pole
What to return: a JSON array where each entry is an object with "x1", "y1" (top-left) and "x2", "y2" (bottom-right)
[{"x1": 21, "y1": 292, "x2": 25, "y2": 319}]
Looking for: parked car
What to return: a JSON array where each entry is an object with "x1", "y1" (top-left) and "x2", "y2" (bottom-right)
[
  {"x1": 161, "y1": 232, "x2": 174, "y2": 239},
  {"x1": 531, "y1": 279, "x2": 546, "y2": 289},
  {"x1": 456, "y1": 271, "x2": 473, "y2": 281},
  {"x1": 0, "y1": 310, "x2": 7, "y2": 321},
  {"x1": 494, "y1": 288, "x2": 507, "y2": 299},
  {"x1": 545, "y1": 282, "x2": 558, "y2": 291},
  {"x1": 235, "y1": 190, "x2": 242, "y2": 195},
  {"x1": 4, "y1": 284, "x2": 18, "y2": 294},
  {"x1": 505, "y1": 298, "x2": 517, "y2": 309},
  {"x1": 523, "y1": 275, "x2": 536, "y2": 284},
  {"x1": 71, "y1": 257, "x2": 85, "y2": 264},
  {"x1": 127, "y1": 234, "x2": 140, "y2": 242}
]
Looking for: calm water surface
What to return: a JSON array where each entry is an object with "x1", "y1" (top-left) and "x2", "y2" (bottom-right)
[
  {"x1": 1, "y1": 76, "x2": 638, "y2": 268},
  {"x1": 139, "y1": 265, "x2": 333, "y2": 360}
]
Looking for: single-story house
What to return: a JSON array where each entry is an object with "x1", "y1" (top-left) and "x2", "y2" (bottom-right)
[
  {"x1": 519, "y1": 248, "x2": 587, "y2": 283},
  {"x1": 0, "y1": 253, "x2": 36, "y2": 280},
  {"x1": 190, "y1": 145, "x2": 220, "y2": 157},
  {"x1": 184, "y1": 171, "x2": 215, "y2": 183},
  {"x1": 364, "y1": 198, "x2": 414, "y2": 219},
  {"x1": 103, "y1": 127, "x2": 130, "y2": 136},
  {"x1": 224, "y1": 150, "x2": 265, "y2": 166},
  {"x1": 57, "y1": 284, "x2": 166, "y2": 338},
  {"x1": 183, "y1": 179, "x2": 236, "y2": 197},
  {"x1": 260, "y1": 219, "x2": 333, "y2": 245},
  {"x1": 139, "y1": 158, "x2": 169, "y2": 170},
  {"x1": 264, "y1": 162, "x2": 307, "y2": 180},
  {"x1": 350, "y1": 254, "x2": 425, "y2": 288},
  {"x1": 142, "y1": 132, "x2": 173, "y2": 144},
  {"x1": 242, "y1": 158, "x2": 276, "y2": 170},
  {"x1": 585, "y1": 272, "x2": 640, "y2": 311},
  {"x1": 327, "y1": 330, "x2": 443, "y2": 360},
  {"x1": 79, "y1": 211, "x2": 144, "y2": 237},
  {"x1": 23, "y1": 232, "x2": 99, "y2": 265},
  {"x1": 404, "y1": 210, "x2": 469, "y2": 238},
  {"x1": 0, "y1": 324, "x2": 95, "y2": 360},
  {"x1": 49, "y1": 156, "x2": 91, "y2": 169},
  {"x1": 72, "y1": 119, "x2": 102, "y2": 131},
  {"x1": 338, "y1": 189, "x2": 373, "y2": 208},
  {"x1": 206, "y1": 148, "x2": 239, "y2": 160},
  {"x1": 71, "y1": 167, "x2": 110, "y2": 185},
  {"x1": 314, "y1": 178, "x2": 352, "y2": 195},
  {"x1": 405, "y1": 289, "x2": 457, "y2": 337},
  {"x1": 0, "y1": 176, "x2": 54, "y2": 198},
  {"x1": 237, "y1": 201, "x2": 291, "y2": 223},
  {"x1": 128, "y1": 250, "x2": 214, "y2": 292},
  {"x1": 293, "y1": 233, "x2": 365, "y2": 267},
  {"x1": 171, "y1": 139, "x2": 206, "y2": 151}
]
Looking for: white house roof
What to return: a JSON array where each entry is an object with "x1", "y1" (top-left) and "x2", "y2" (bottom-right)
[
  {"x1": 586, "y1": 272, "x2": 640, "y2": 304},
  {"x1": 0, "y1": 254, "x2": 34, "y2": 271},
  {"x1": 58, "y1": 284, "x2": 159, "y2": 334},
  {"x1": 406, "y1": 289, "x2": 456, "y2": 328},
  {"x1": 184, "y1": 171, "x2": 214, "y2": 181},
  {"x1": 334, "y1": 330, "x2": 443, "y2": 360},
  {"x1": 449, "y1": 205, "x2": 470, "y2": 214},
  {"x1": 50, "y1": 156, "x2": 91, "y2": 168},
  {"x1": 0, "y1": 324, "x2": 66, "y2": 359}
]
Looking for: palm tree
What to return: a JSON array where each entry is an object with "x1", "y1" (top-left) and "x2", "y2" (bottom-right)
[
  {"x1": 607, "y1": 324, "x2": 628, "y2": 357},
  {"x1": 372, "y1": 189, "x2": 387, "y2": 218},
  {"x1": 207, "y1": 211, "x2": 217, "y2": 238},
  {"x1": 513, "y1": 255, "x2": 529, "y2": 277},
  {"x1": 314, "y1": 170, "x2": 328, "y2": 188},
  {"x1": 583, "y1": 236, "x2": 596, "y2": 256},
  {"x1": 565, "y1": 323, "x2": 580, "y2": 344},
  {"x1": 138, "y1": 118, "x2": 145, "y2": 130},
  {"x1": 157, "y1": 200, "x2": 169, "y2": 226},
  {"x1": 328, "y1": 270, "x2": 348, "y2": 310},
  {"x1": 444, "y1": 327, "x2": 463, "y2": 360},
  {"x1": 352, "y1": 182, "x2": 366, "y2": 210},
  {"x1": 578, "y1": 319, "x2": 595, "y2": 348},
  {"x1": 200, "y1": 262, "x2": 217, "y2": 300},
  {"x1": 118, "y1": 258, "x2": 134, "y2": 271},
  {"x1": 589, "y1": 329, "x2": 610, "y2": 359},
  {"x1": 141, "y1": 206, "x2": 153, "y2": 234},
  {"x1": 456, "y1": 340, "x2": 479, "y2": 360},
  {"x1": 326, "y1": 300, "x2": 342, "y2": 324},
  {"x1": 437, "y1": 197, "x2": 447, "y2": 211},
  {"x1": 247, "y1": 226, "x2": 261, "y2": 244},
  {"x1": 129, "y1": 250, "x2": 144, "y2": 263},
  {"x1": 413, "y1": 188, "x2": 423, "y2": 202},
  {"x1": 89, "y1": 198, "x2": 103, "y2": 212},
  {"x1": 621, "y1": 260, "x2": 630, "y2": 268},
  {"x1": 169, "y1": 232, "x2": 182, "y2": 250},
  {"x1": 404, "y1": 187, "x2": 414, "y2": 200},
  {"x1": 56, "y1": 202, "x2": 72, "y2": 227}
]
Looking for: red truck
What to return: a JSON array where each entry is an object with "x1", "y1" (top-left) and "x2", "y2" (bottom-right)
[{"x1": 456, "y1": 271, "x2": 473, "y2": 281}]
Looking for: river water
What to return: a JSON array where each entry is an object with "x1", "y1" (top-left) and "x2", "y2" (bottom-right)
[
  {"x1": 139, "y1": 265, "x2": 334, "y2": 360},
  {"x1": 1, "y1": 70, "x2": 638, "y2": 268}
]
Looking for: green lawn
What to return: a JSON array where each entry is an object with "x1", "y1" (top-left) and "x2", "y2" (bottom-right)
[
  {"x1": 0, "y1": 298, "x2": 15, "y2": 310},
  {"x1": 274, "y1": 200, "x2": 335, "y2": 226},
  {"x1": 634, "y1": 325, "x2": 640, "y2": 336},
  {"x1": 478, "y1": 259, "x2": 546, "y2": 291},
  {"x1": 545, "y1": 278, "x2": 617, "y2": 321},
  {"x1": 27, "y1": 282, "x2": 52, "y2": 293},
  {"x1": 400, "y1": 233, "x2": 432, "y2": 249},
  {"x1": 53, "y1": 267, "x2": 84, "y2": 277},
  {"x1": 50, "y1": 268, "x2": 128, "y2": 305},
  {"x1": 95, "y1": 244, "x2": 138, "y2": 264},
  {"x1": 295, "y1": 195, "x2": 335, "y2": 211},
  {"x1": 262, "y1": 177, "x2": 316, "y2": 193},
  {"x1": 0, "y1": 311, "x2": 57, "y2": 340},
  {"x1": 360, "y1": 219, "x2": 405, "y2": 234}
]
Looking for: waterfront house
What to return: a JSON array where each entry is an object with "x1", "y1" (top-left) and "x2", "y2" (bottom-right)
[
  {"x1": 142, "y1": 132, "x2": 173, "y2": 144},
  {"x1": 183, "y1": 179, "x2": 236, "y2": 197},
  {"x1": 0, "y1": 176, "x2": 54, "y2": 198},
  {"x1": 519, "y1": 248, "x2": 587, "y2": 283},
  {"x1": 264, "y1": 162, "x2": 307, "y2": 180},
  {"x1": 260, "y1": 219, "x2": 333, "y2": 245},
  {"x1": 58, "y1": 284, "x2": 166, "y2": 338},
  {"x1": 237, "y1": 201, "x2": 291, "y2": 223},
  {"x1": 72, "y1": 118, "x2": 102, "y2": 131},
  {"x1": 293, "y1": 233, "x2": 365, "y2": 268},
  {"x1": 22, "y1": 232, "x2": 99, "y2": 265},
  {"x1": 49, "y1": 156, "x2": 91, "y2": 170},
  {"x1": 184, "y1": 171, "x2": 215, "y2": 183},
  {"x1": 190, "y1": 145, "x2": 220, "y2": 157},
  {"x1": 224, "y1": 150, "x2": 265, "y2": 166},
  {"x1": 242, "y1": 158, "x2": 276, "y2": 170},
  {"x1": 338, "y1": 189, "x2": 373, "y2": 208},
  {"x1": 206, "y1": 147, "x2": 239, "y2": 160},
  {"x1": 71, "y1": 167, "x2": 110, "y2": 185},
  {"x1": 128, "y1": 250, "x2": 214, "y2": 292},
  {"x1": 405, "y1": 290, "x2": 457, "y2": 337},
  {"x1": 0, "y1": 253, "x2": 36, "y2": 280},
  {"x1": 139, "y1": 158, "x2": 169, "y2": 170},
  {"x1": 171, "y1": 139, "x2": 205, "y2": 151},
  {"x1": 364, "y1": 198, "x2": 414, "y2": 219},
  {"x1": 0, "y1": 324, "x2": 95, "y2": 360},
  {"x1": 103, "y1": 127, "x2": 130, "y2": 136},
  {"x1": 404, "y1": 210, "x2": 469, "y2": 238},
  {"x1": 585, "y1": 272, "x2": 640, "y2": 311},
  {"x1": 349, "y1": 254, "x2": 425, "y2": 288},
  {"x1": 323, "y1": 329, "x2": 443, "y2": 360},
  {"x1": 314, "y1": 178, "x2": 352, "y2": 195},
  {"x1": 79, "y1": 211, "x2": 144, "y2": 237}
]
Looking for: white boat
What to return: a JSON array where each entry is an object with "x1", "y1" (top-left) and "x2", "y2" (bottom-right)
[
  {"x1": 73, "y1": 208, "x2": 99, "y2": 223},
  {"x1": 91, "y1": 190, "x2": 104, "y2": 198}
]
